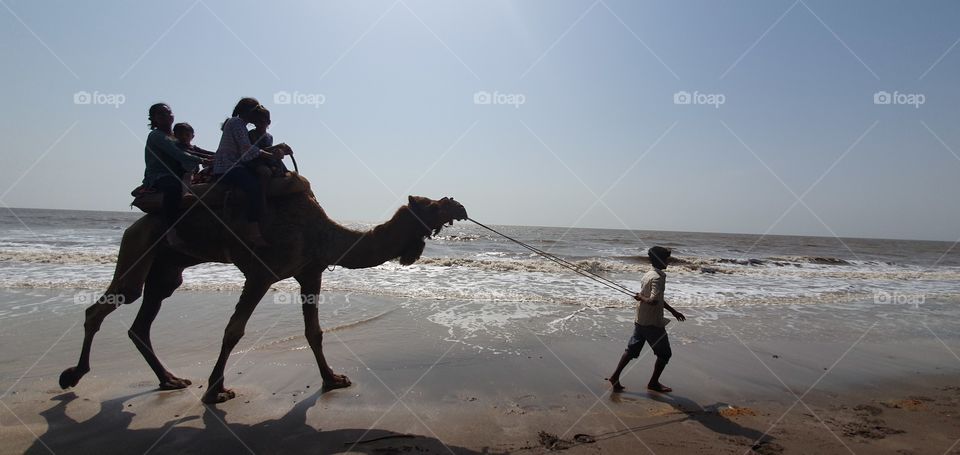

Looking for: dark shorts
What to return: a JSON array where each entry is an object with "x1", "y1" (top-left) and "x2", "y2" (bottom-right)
[{"x1": 625, "y1": 323, "x2": 671, "y2": 360}]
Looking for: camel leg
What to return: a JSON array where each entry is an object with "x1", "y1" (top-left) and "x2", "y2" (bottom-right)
[
  {"x1": 201, "y1": 279, "x2": 271, "y2": 404},
  {"x1": 60, "y1": 215, "x2": 164, "y2": 389},
  {"x1": 59, "y1": 288, "x2": 148, "y2": 389},
  {"x1": 58, "y1": 299, "x2": 119, "y2": 388},
  {"x1": 128, "y1": 261, "x2": 192, "y2": 390},
  {"x1": 296, "y1": 269, "x2": 351, "y2": 390}
]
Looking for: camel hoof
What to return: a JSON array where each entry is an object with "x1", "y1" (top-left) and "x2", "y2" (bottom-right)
[
  {"x1": 322, "y1": 374, "x2": 352, "y2": 391},
  {"x1": 201, "y1": 389, "x2": 236, "y2": 404},
  {"x1": 59, "y1": 367, "x2": 88, "y2": 389},
  {"x1": 159, "y1": 376, "x2": 192, "y2": 390}
]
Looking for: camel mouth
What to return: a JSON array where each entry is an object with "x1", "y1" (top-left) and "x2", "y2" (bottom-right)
[
  {"x1": 437, "y1": 198, "x2": 468, "y2": 227},
  {"x1": 409, "y1": 196, "x2": 467, "y2": 237},
  {"x1": 448, "y1": 207, "x2": 468, "y2": 222}
]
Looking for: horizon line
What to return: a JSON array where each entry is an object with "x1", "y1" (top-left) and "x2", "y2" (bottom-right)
[{"x1": 2, "y1": 205, "x2": 954, "y2": 244}]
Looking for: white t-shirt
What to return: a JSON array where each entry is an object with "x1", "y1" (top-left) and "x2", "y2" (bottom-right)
[{"x1": 635, "y1": 269, "x2": 669, "y2": 327}]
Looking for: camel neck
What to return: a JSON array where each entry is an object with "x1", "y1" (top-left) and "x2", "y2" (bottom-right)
[{"x1": 324, "y1": 208, "x2": 426, "y2": 269}]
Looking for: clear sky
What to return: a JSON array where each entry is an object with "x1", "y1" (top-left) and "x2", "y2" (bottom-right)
[{"x1": 1, "y1": 0, "x2": 958, "y2": 241}]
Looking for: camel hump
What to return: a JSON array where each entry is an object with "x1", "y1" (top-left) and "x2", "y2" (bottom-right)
[{"x1": 131, "y1": 172, "x2": 311, "y2": 214}]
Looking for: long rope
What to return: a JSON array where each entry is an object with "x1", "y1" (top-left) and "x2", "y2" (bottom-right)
[
  {"x1": 468, "y1": 218, "x2": 637, "y2": 297},
  {"x1": 288, "y1": 154, "x2": 299, "y2": 174}
]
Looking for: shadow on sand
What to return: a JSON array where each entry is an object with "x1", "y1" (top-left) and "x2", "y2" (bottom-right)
[
  {"x1": 26, "y1": 390, "x2": 503, "y2": 455},
  {"x1": 595, "y1": 391, "x2": 779, "y2": 451}
]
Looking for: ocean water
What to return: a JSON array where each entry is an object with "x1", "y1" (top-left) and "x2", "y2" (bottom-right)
[
  {"x1": 1, "y1": 207, "x2": 959, "y2": 355},
  {"x1": 2, "y1": 207, "x2": 958, "y2": 307}
]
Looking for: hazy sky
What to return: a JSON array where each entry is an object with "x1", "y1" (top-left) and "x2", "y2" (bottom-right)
[{"x1": 1, "y1": 0, "x2": 958, "y2": 241}]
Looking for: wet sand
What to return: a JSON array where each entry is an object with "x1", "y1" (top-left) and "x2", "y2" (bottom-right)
[{"x1": 1, "y1": 289, "x2": 959, "y2": 454}]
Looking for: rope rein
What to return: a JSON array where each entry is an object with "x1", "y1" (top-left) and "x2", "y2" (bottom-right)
[
  {"x1": 288, "y1": 154, "x2": 299, "y2": 174},
  {"x1": 467, "y1": 218, "x2": 637, "y2": 297}
]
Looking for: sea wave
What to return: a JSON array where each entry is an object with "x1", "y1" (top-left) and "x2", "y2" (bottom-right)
[
  {"x1": 4, "y1": 272, "x2": 959, "y2": 311},
  {"x1": 416, "y1": 256, "x2": 960, "y2": 281},
  {"x1": 0, "y1": 249, "x2": 117, "y2": 265},
  {"x1": 3, "y1": 248, "x2": 958, "y2": 282}
]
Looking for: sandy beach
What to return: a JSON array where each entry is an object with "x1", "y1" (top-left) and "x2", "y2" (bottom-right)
[{"x1": 1, "y1": 288, "x2": 958, "y2": 454}]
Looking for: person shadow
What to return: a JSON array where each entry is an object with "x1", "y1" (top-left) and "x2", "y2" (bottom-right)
[
  {"x1": 26, "y1": 390, "x2": 503, "y2": 455},
  {"x1": 602, "y1": 391, "x2": 777, "y2": 449}
]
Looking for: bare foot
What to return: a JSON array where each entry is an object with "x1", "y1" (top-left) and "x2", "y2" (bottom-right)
[
  {"x1": 322, "y1": 374, "x2": 351, "y2": 391},
  {"x1": 59, "y1": 366, "x2": 89, "y2": 389},
  {"x1": 607, "y1": 377, "x2": 625, "y2": 393},
  {"x1": 201, "y1": 388, "x2": 236, "y2": 404},
  {"x1": 647, "y1": 383, "x2": 672, "y2": 393},
  {"x1": 158, "y1": 373, "x2": 192, "y2": 390}
]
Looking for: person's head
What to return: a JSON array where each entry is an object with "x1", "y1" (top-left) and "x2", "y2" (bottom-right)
[
  {"x1": 250, "y1": 106, "x2": 271, "y2": 131},
  {"x1": 232, "y1": 97, "x2": 260, "y2": 122},
  {"x1": 648, "y1": 246, "x2": 672, "y2": 270},
  {"x1": 173, "y1": 122, "x2": 195, "y2": 145},
  {"x1": 148, "y1": 103, "x2": 174, "y2": 131}
]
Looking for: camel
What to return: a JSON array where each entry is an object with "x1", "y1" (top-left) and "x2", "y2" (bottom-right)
[{"x1": 58, "y1": 180, "x2": 467, "y2": 404}]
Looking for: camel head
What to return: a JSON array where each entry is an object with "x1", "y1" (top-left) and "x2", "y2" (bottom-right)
[{"x1": 399, "y1": 195, "x2": 468, "y2": 265}]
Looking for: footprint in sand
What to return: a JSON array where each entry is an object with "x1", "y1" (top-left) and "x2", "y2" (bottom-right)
[{"x1": 881, "y1": 398, "x2": 930, "y2": 411}]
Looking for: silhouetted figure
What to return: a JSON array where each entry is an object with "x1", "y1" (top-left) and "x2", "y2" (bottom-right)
[
  {"x1": 212, "y1": 97, "x2": 284, "y2": 246},
  {"x1": 142, "y1": 103, "x2": 204, "y2": 247},
  {"x1": 247, "y1": 105, "x2": 288, "y2": 176},
  {"x1": 608, "y1": 246, "x2": 686, "y2": 393},
  {"x1": 173, "y1": 122, "x2": 215, "y2": 184},
  {"x1": 173, "y1": 122, "x2": 215, "y2": 160},
  {"x1": 248, "y1": 105, "x2": 273, "y2": 148}
]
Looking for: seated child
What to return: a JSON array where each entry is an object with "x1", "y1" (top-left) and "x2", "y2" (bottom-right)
[
  {"x1": 248, "y1": 106, "x2": 273, "y2": 148},
  {"x1": 173, "y1": 122, "x2": 214, "y2": 184},
  {"x1": 246, "y1": 106, "x2": 288, "y2": 177},
  {"x1": 174, "y1": 122, "x2": 215, "y2": 160}
]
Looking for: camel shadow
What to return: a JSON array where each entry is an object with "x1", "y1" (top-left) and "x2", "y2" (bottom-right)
[
  {"x1": 26, "y1": 391, "x2": 502, "y2": 455},
  {"x1": 608, "y1": 391, "x2": 774, "y2": 446}
]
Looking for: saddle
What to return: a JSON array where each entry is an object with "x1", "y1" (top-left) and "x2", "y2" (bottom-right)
[{"x1": 131, "y1": 172, "x2": 311, "y2": 214}]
